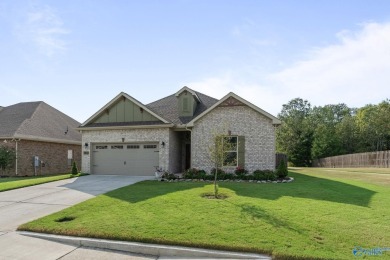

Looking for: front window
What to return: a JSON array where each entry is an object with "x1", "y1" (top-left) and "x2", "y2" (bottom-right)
[{"x1": 223, "y1": 136, "x2": 237, "y2": 166}]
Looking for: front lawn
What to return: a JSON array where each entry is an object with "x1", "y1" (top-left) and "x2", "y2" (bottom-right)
[
  {"x1": 0, "y1": 173, "x2": 84, "y2": 192},
  {"x1": 18, "y1": 169, "x2": 390, "y2": 259}
]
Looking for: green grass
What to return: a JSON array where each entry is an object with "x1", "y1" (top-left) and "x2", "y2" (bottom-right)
[
  {"x1": 0, "y1": 173, "x2": 85, "y2": 192},
  {"x1": 18, "y1": 169, "x2": 390, "y2": 259}
]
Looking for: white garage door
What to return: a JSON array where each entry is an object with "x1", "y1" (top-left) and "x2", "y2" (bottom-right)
[{"x1": 92, "y1": 143, "x2": 159, "y2": 176}]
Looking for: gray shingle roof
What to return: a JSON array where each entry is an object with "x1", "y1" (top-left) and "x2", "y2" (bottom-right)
[
  {"x1": 146, "y1": 90, "x2": 218, "y2": 125},
  {"x1": 0, "y1": 102, "x2": 81, "y2": 143}
]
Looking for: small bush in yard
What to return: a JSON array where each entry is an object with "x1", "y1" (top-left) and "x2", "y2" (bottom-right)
[
  {"x1": 265, "y1": 171, "x2": 277, "y2": 181},
  {"x1": 196, "y1": 169, "x2": 207, "y2": 179},
  {"x1": 162, "y1": 171, "x2": 176, "y2": 180},
  {"x1": 276, "y1": 159, "x2": 288, "y2": 179},
  {"x1": 71, "y1": 161, "x2": 78, "y2": 175},
  {"x1": 253, "y1": 170, "x2": 267, "y2": 180},
  {"x1": 253, "y1": 169, "x2": 277, "y2": 181},
  {"x1": 224, "y1": 173, "x2": 235, "y2": 180},
  {"x1": 211, "y1": 168, "x2": 225, "y2": 180},
  {"x1": 203, "y1": 173, "x2": 214, "y2": 180},
  {"x1": 183, "y1": 168, "x2": 198, "y2": 179},
  {"x1": 234, "y1": 166, "x2": 248, "y2": 179},
  {"x1": 246, "y1": 174, "x2": 254, "y2": 180}
]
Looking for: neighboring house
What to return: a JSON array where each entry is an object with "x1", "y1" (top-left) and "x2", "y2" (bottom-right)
[
  {"x1": 0, "y1": 102, "x2": 82, "y2": 176},
  {"x1": 79, "y1": 87, "x2": 281, "y2": 176}
]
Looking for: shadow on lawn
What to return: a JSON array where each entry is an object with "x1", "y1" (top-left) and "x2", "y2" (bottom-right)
[
  {"x1": 223, "y1": 171, "x2": 376, "y2": 207},
  {"x1": 226, "y1": 201, "x2": 303, "y2": 234},
  {"x1": 105, "y1": 172, "x2": 376, "y2": 208},
  {"x1": 105, "y1": 181, "x2": 205, "y2": 203}
]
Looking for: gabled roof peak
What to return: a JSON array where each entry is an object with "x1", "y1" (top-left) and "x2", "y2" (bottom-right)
[
  {"x1": 80, "y1": 92, "x2": 170, "y2": 127},
  {"x1": 187, "y1": 92, "x2": 281, "y2": 126},
  {"x1": 175, "y1": 86, "x2": 200, "y2": 102}
]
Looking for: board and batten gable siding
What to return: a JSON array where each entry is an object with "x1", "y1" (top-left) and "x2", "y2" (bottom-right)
[
  {"x1": 92, "y1": 98, "x2": 160, "y2": 124},
  {"x1": 177, "y1": 91, "x2": 197, "y2": 117},
  {"x1": 191, "y1": 105, "x2": 276, "y2": 173},
  {"x1": 81, "y1": 128, "x2": 172, "y2": 174}
]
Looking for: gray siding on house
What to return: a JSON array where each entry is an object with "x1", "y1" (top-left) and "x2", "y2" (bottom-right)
[{"x1": 191, "y1": 106, "x2": 276, "y2": 173}]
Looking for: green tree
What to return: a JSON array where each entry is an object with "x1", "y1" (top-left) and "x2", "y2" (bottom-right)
[
  {"x1": 310, "y1": 104, "x2": 351, "y2": 159},
  {"x1": 335, "y1": 112, "x2": 359, "y2": 154},
  {"x1": 208, "y1": 128, "x2": 236, "y2": 198},
  {"x1": 277, "y1": 98, "x2": 313, "y2": 166},
  {"x1": 356, "y1": 100, "x2": 390, "y2": 152},
  {"x1": 0, "y1": 146, "x2": 16, "y2": 175}
]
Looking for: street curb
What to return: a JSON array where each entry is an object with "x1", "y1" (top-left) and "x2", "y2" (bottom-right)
[{"x1": 19, "y1": 231, "x2": 270, "y2": 259}]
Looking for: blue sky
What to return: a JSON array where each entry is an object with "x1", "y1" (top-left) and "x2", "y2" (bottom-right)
[{"x1": 1, "y1": 0, "x2": 390, "y2": 122}]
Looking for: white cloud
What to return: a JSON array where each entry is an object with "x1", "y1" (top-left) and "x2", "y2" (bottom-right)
[
  {"x1": 270, "y1": 22, "x2": 390, "y2": 108},
  {"x1": 185, "y1": 73, "x2": 286, "y2": 116},
  {"x1": 187, "y1": 22, "x2": 390, "y2": 116},
  {"x1": 16, "y1": 5, "x2": 70, "y2": 57}
]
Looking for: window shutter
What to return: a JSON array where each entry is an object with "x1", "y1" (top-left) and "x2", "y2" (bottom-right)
[{"x1": 237, "y1": 136, "x2": 245, "y2": 167}]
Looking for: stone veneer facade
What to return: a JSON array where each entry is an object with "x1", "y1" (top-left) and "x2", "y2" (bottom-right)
[
  {"x1": 81, "y1": 128, "x2": 179, "y2": 173},
  {"x1": 0, "y1": 139, "x2": 81, "y2": 176},
  {"x1": 191, "y1": 106, "x2": 276, "y2": 173}
]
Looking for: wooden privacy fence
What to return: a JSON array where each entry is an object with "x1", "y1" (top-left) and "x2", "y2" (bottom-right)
[{"x1": 312, "y1": 150, "x2": 390, "y2": 168}]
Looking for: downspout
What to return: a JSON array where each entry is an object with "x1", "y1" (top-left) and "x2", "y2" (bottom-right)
[
  {"x1": 14, "y1": 139, "x2": 20, "y2": 175},
  {"x1": 15, "y1": 140, "x2": 18, "y2": 175}
]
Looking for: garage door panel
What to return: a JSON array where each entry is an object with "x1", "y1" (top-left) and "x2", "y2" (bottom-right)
[{"x1": 92, "y1": 143, "x2": 159, "y2": 176}]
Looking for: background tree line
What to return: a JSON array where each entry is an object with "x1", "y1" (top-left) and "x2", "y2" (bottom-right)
[{"x1": 276, "y1": 98, "x2": 390, "y2": 166}]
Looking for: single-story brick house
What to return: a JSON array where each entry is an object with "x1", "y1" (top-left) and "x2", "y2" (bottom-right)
[
  {"x1": 79, "y1": 87, "x2": 281, "y2": 176},
  {"x1": 0, "y1": 102, "x2": 81, "y2": 176}
]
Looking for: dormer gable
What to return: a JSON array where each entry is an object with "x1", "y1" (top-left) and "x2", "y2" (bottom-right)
[{"x1": 175, "y1": 86, "x2": 200, "y2": 117}]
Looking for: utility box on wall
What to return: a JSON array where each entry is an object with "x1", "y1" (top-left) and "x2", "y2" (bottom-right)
[
  {"x1": 33, "y1": 156, "x2": 40, "y2": 167},
  {"x1": 68, "y1": 150, "x2": 73, "y2": 166}
]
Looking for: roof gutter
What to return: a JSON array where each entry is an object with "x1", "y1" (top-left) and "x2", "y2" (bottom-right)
[
  {"x1": 12, "y1": 135, "x2": 81, "y2": 145},
  {"x1": 78, "y1": 124, "x2": 174, "y2": 132}
]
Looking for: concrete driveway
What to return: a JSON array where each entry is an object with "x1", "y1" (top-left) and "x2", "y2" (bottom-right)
[{"x1": 0, "y1": 175, "x2": 155, "y2": 260}]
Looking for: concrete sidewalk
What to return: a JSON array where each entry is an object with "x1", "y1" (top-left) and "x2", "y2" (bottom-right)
[{"x1": 20, "y1": 231, "x2": 270, "y2": 259}]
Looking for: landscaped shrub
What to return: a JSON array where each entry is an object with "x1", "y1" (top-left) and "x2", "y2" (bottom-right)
[
  {"x1": 71, "y1": 161, "x2": 78, "y2": 175},
  {"x1": 162, "y1": 171, "x2": 176, "y2": 180},
  {"x1": 203, "y1": 173, "x2": 214, "y2": 180},
  {"x1": 265, "y1": 170, "x2": 277, "y2": 181},
  {"x1": 182, "y1": 168, "x2": 207, "y2": 179},
  {"x1": 276, "y1": 159, "x2": 288, "y2": 179},
  {"x1": 246, "y1": 174, "x2": 254, "y2": 180},
  {"x1": 196, "y1": 169, "x2": 207, "y2": 180},
  {"x1": 234, "y1": 166, "x2": 248, "y2": 179},
  {"x1": 183, "y1": 168, "x2": 198, "y2": 179},
  {"x1": 253, "y1": 170, "x2": 277, "y2": 181},
  {"x1": 223, "y1": 173, "x2": 235, "y2": 180},
  {"x1": 253, "y1": 170, "x2": 266, "y2": 180},
  {"x1": 210, "y1": 168, "x2": 225, "y2": 180},
  {"x1": 0, "y1": 146, "x2": 16, "y2": 175}
]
